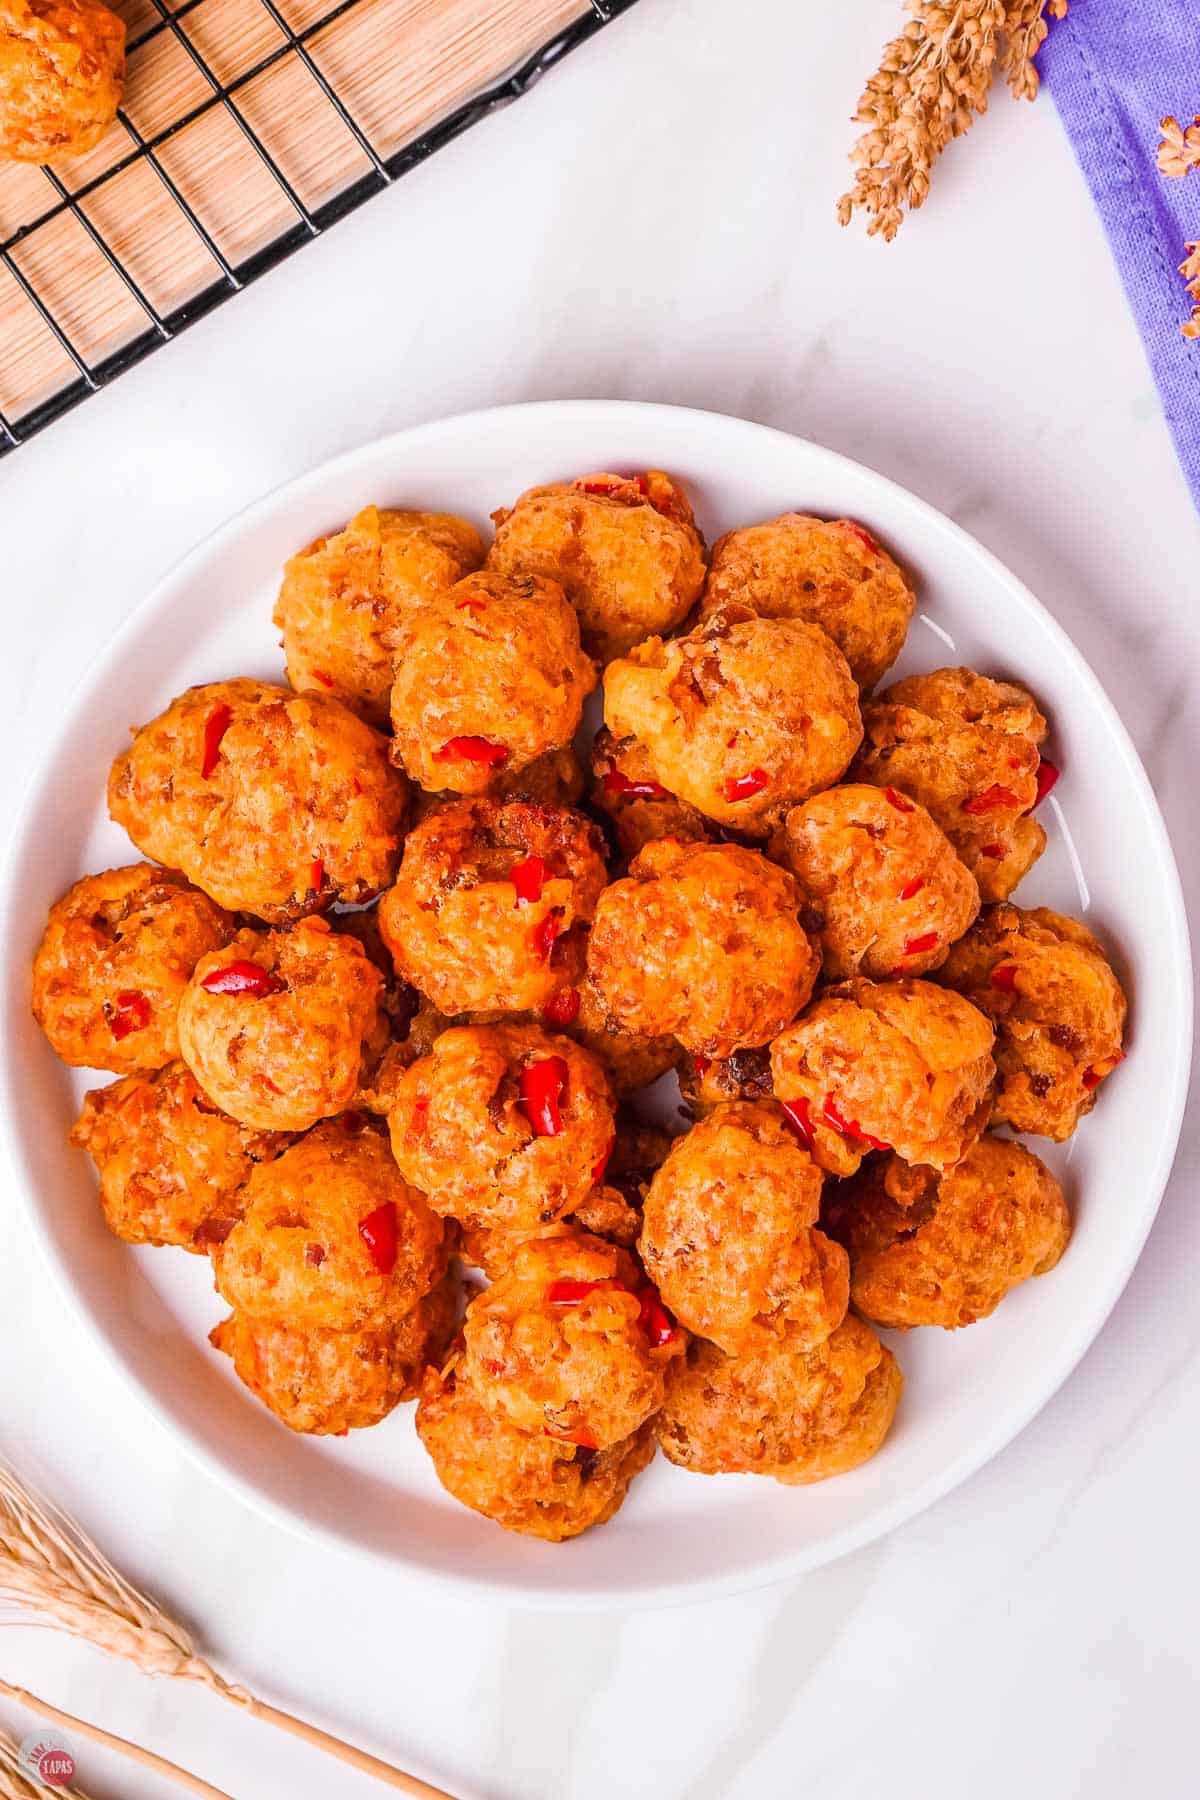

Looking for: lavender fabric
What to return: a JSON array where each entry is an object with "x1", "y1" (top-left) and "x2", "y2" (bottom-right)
[{"x1": 1039, "y1": 2, "x2": 1200, "y2": 503}]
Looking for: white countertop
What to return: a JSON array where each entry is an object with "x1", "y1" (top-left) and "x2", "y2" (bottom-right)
[{"x1": 2, "y1": 2, "x2": 1198, "y2": 1796}]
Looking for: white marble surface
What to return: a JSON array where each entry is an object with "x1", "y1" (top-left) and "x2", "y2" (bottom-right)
[{"x1": 1, "y1": 1, "x2": 1198, "y2": 1795}]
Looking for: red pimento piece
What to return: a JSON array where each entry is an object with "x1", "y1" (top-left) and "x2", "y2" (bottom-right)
[
  {"x1": 1034, "y1": 757, "x2": 1060, "y2": 805},
  {"x1": 822, "y1": 1096, "x2": 891, "y2": 1153},
  {"x1": 544, "y1": 1422, "x2": 600, "y2": 1449},
  {"x1": 432, "y1": 736, "x2": 509, "y2": 766},
  {"x1": 519, "y1": 1055, "x2": 569, "y2": 1137},
  {"x1": 358, "y1": 1201, "x2": 397, "y2": 1275},
  {"x1": 963, "y1": 784, "x2": 1021, "y2": 815},
  {"x1": 532, "y1": 912, "x2": 563, "y2": 962},
  {"x1": 899, "y1": 876, "x2": 926, "y2": 901},
  {"x1": 199, "y1": 960, "x2": 285, "y2": 998},
  {"x1": 312, "y1": 669, "x2": 335, "y2": 689},
  {"x1": 305, "y1": 1243, "x2": 326, "y2": 1268},
  {"x1": 542, "y1": 986, "x2": 581, "y2": 1027},
  {"x1": 577, "y1": 474, "x2": 647, "y2": 500},
  {"x1": 601, "y1": 767, "x2": 670, "y2": 802},
  {"x1": 201, "y1": 703, "x2": 233, "y2": 779},
  {"x1": 903, "y1": 931, "x2": 939, "y2": 956},
  {"x1": 193, "y1": 1215, "x2": 237, "y2": 1247},
  {"x1": 980, "y1": 843, "x2": 1006, "y2": 860},
  {"x1": 591, "y1": 1135, "x2": 615, "y2": 1187},
  {"x1": 779, "y1": 1096, "x2": 815, "y2": 1150},
  {"x1": 546, "y1": 1277, "x2": 622, "y2": 1306},
  {"x1": 410, "y1": 1097, "x2": 429, "y2": 1138},
  {"x1": 110, "y1": 989, "x2": 150, "y2": 1040},
  {"x1": 692, "y1": 1055, "x2": 712, "y2": 1077},
  {"x1": 723, "y1": 767, "x2": 770, "y2": 803},
  {"x1": 990, "y1": 963, "x2": 1018, "y2": 992},
  {"x1": 843, "y1": 521, "x2": 879, "y2": 557},
  {"x1": 309, "y1": 857, "x2": 324, "y2": 894},
  {"x1": 1083, "y1": 1051, "x2": 1124, "y2": 1092},
  {"x1": 455, "y1": 596, "x2": 488, "y2": 616},
  {"x1": 635, "y1": 1283, "x2": 676, "y2": 1348},
  {"x1": 510, "y1": 854, "x2": 547, "y2": 905},
  {"x1": 883, "y1": 786, "x2": 915, "y2": 814}
]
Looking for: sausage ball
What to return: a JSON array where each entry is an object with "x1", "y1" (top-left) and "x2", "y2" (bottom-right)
[
  {"x1": 588, "y1": 727, "x2": 712, "y2": 863},
  {"x1": 851, "y1": 667, "x2": 1050, "y2": 902},
  {"x1": 603, "y1": 609, "x2": 862, "y2": 836},
  {"x1": 416, "y1": 1365, "x2": 657, "y2": 1541},
  {"x1": 32, "y1": 864, "x2": 234, "y2": 1074},
  {"x1": 659, "y1": 1315, "x2": 901, "y2": 1485},
  {"x1": 410, "y1": 745, "x2": 585, "y2": 827},
  {"x1": 177, "y1": 919, "x2": 384, "y2": 1132},
  {"x1": 770, "y1": 977, "x2": 995, "y2": 1177},
  {"x1": 108, "y1": 679, "x2": 407, "y2": 923},
  {"x1": 387, "y1": 571, "x2": 595, "y2": 795},
  {"x1": 487, "y1": 469, "x2": 706, "y2": 662},
  {"x1": 824, "y1": 1134, "x2": 1071, "y2": 1330},
  {"x1": 378, "y1": 800, "x2": 608, "y2": 1016},
  {"x1": 273, "y1": 504, "x2": 484, "y2": 726},
  {"x1": 70, "y1": 1061, "x2": 290, "y2": 1251},
  {"x1": 210, "y1": 1271, "x2": 459, "y2": 1435},
  {"x1": 388, "y1": 1023, "x2": 616, "y2": 1232},
  {"x1": 769, "y1": 783, "x2": 979, "y2": 980},
  {"x1": 587, "y1": 839, "x2": 819, "y2": 1058},
  {"x1": 639, "y1": 1102, "x2": 847, "y2": 1354},
  {"x1": 938, "y1": 904, "x2": 1127, "y2": 1140},
  {"x1": 678, "y1": 1045, "x2": 774, "y2": 1117},
  {"x1": 460, "y1": 1232, "x2": 682, "y2": 1451},
  {"x1": 0, "y1": 0, "x2": 124, "y2": 162},
  {"x1": 212, "y1": 1116, "x2": 446, "y2": 1330},
  {"x1": 700, "y1": 513, "x2": 915, "y2": 691}
]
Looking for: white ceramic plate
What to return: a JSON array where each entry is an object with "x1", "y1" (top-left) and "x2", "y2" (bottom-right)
[{"x1": 1, "y1": 402, "x2": 1190, "y2": 1609}]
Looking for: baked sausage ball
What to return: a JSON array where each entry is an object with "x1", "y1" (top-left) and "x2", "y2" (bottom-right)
[
  {"x1": 851, "y1": 667, "x2": 1050, "y2": 902},
  {"x1": 387, "y1": 571, "x2": 595, "y2": 796},
  {"x1": 378, "y1": 800, "x2": 608, "y2": 1016},
  {"x1": 416, "y1": 1365, "x2": 657, "y2": 1541},
  {"x1": 603, "y1": 609, "x2": 862, "y2": 836},
  {"x1": 487, "y1": 469, "x2": 706, "y2": 662},
  {"x1": 32, "y1": 864, "x2": 234, "y2": 1074},
  {"x1": 938, "y1": 904, "x2": 1127, "y2": 1140},
  {"x1": 587, "y1": 839, "x2": 819, "y2": 1058},
  {"x1": 769, "y1": 783, "x2": 979, "y2": 980},
  {"x1": 659, "y1": 1314, "x2": 901, "y2": 1485},
  {"x1": 388, "y1": 1022, "x2": 616, "y2": 1232},
  {"x1": 588, "y1": 727, "x2": 712, "y2": 863},
  {"x1": 108, "y1": 679, "x2": 407, "y2": 923},
  {"x1": 177, "y1": 919, "x2": 383, "y2": 1132},
  {"x1": 460, "y1": 1232, "x2": 682, "y2": 1451},
  {"x1": 0, "y1": 0, "x2": 124, "y2": 162},
  {"x1": 825, "y1": 1134, "x2": 1071, "y2": 1330},
  {"x1": 678, "y1": 1045, "x2": 774, "y2": 1117},
  {"x1": 770, "y1": 977, "x2": 995, "y2": 1177},
  {"x1": 639, "y1": 1102, "x2": 847, "y2": 1354},
  {"x1": 212, "y1": 1116, "x2": 445, "y2": 1330},
  {"x1": 700, "y1": 514, "x2": 915, "y2": 691},
  {"x1": 70, "y1": 1061, "x2": 290, "y2": 1251},
  {"x1": 273, "y1": 504, "x2": 484, "y2": 726}
]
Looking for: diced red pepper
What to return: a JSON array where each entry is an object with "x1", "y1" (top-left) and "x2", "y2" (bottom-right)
[
  {"x1": 532, "y1": 912, "x2": 563, "y2": 962},
  {"x1": 843, "y1": 521, "x2": 879, "y2": 557},
  {"x1": 723, "y1": 767, "x2": 769, "y2": 803},
  {"x1": 201, "y1": 703, "x2": 233, "y2": 778},
  {"x1": 823, "y1": 1096, "x2": 891, "y2": 1153},
  {"x1": 1034, "y1": 757, "x2": 1060, "y2": 805},
  {"x1": 432, "y1": 736, "x2": 509, "y2": 766},
  {"x1": 980, "y1": 843, "x2": 1006, "y2": 860},
  {"x1": 542, "y1": 986, "x2": 581, "y2": 1027},
  {"x1": 455, "y1": 596, "x2": 488, "y2": 615},
  {"x1": 963, "y1": 784, "x2": 1020, "y2": 815},
  {"x1": 883, "y1": 786, "x2": 915, "y2": 814},
  {"x1": 601, "y1": 767, "x2": 669, "y2": 801},
  {"x1": 510, "y1": 854, "x2": 547, "y2": 905},
  {"x1": 636, "y1": 1283, "x2": 676, "y2": 1348},
  {"x1": 899, "y1": 876, "x2": 925, "y2": 901},
  {"x1": 110, "y1": 989, "x2": 150, "y2": 1040},
  {"x1": 591, "y1": 1135, "x2": 616, "y2": 1187},
  {"x1": 576, "y1": 474, "x2": 647, "y2": 500},
  {"x1": 779, "y1": 1096, "x2": 815, "y2": 1149},
  {"x1": 358, "y1": 1201, "x2": 397, "y2": 1275},
  {"x1": 990, "y1": 963, "x2": 1018, "y2": 992},
  {"x1": 199, "y1": 960, "x2": 285, "y2": 997},
  {"x1": 305, "y1": 1243, "x2": 326, "y2": 1268},
  {"x1": 544, "y1": 1422, "x2": 600, "y2": 1449},
  {"x1": 193, "y1": 1215, "x2": 237, "y2": 1247},
  {"x1": 546, "y1": 1277, "x2": 622, "y2": 1306},
  {"x1": 309, "y1": 857, "x2": 324, "y2": 894},
  {"x1": 409, "y1": 1097, "x2": 429, "y2": 1138},
  {"x1": 1083, "y1": 1051, "x2": 1124, "y2": 1091},
  {"x1": 312, "y1": 669, "x2": 335, "y2": 689},
  {"x1": 903, "y1": 931, "x2": 939, "y2": 956},
  {"x1": 519, "y1": 1055, "x2": 569, "y2": 1136},
  {"x1": 692, "y1": 1055, "x2": 712, "y2": 1077}
]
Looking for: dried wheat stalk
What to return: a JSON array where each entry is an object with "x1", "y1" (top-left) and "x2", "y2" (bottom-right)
[{"x1": 1157, "y1": 117, "x2": 1200, "y2": 339}]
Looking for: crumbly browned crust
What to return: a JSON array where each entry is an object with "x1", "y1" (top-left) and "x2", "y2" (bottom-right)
[
  {"x1": 588, "y1": 727, "x2": 713, "y2": 863},
  {"x1": 0, "y1": 0, "x2": 124, "y2": 162},
  {"x1": 677, "y1": 1044, "x2": 775, "y2": 1116}
]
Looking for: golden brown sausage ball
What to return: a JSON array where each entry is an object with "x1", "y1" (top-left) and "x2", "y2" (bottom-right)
[
  {"x1": 410, "y1": 744, "x2": 585, "y2": 827},
  {"x1": 587, "y1": 839, "x2": 819, "y2": 1058},
  {"x1": 603, "y1": 609, "x2": 862, "y2": 836},
  {"x1": 0, "y1": 0, "x2": 123, "y2": 162},
  {"x1": 678, "y1": 1045, "x2": 774, "y2": 1117},
  {"x1": 416, "y1": 1365, "x2": 657, "y2": 1541},
  {"x1": 700, "y1": 513, "x2": 915, "y2": 691},
  {"x1": 639, "y1": 1102, "x2": 848, "y2": 1354},
  {"x1": 70, "y1": 1061, "x2": 290, "y2": 1251},
  {"x1": 210, "y1": 1271, "x2": 459, "y2": 1435},
  {"x1": 487, "y1": 470, "x2": 706, "y2": 662},
  {"x1": 108, "y1": 679, "x2": 407, "y2": 923},
  {"x1": 770, "y1": 977, "x2": 995, "y2": 1177},
  {"x1": 851, "y1": 667, "x2": 1050, "y2": 902},
  {"x1": 32, "y1": 864, "x2": 234, "y2": 1074},
  {"x1": 769, "y1": 783, "x2": 979, "y2": 980},
  {"x1": 177, "y1": 919, "x2": 383, "y2": 1132},
  {"x1": 388, "y1": 1022, "x2": 616, "y2": 1232},
  {"x1": 938, "y1": 905, "x2": 1127, "y2": 1140},
  {"x1": 387, "y1": 571, "x2": 595, "y2": 796},
  {"x1": 378, "y1": 800, "x2": 608, "y2": 1016},
  {"x1": 825, "y1": 1135, "x2": 1071, "y2": 1330},
  {"x1": 460, "y1": 1232, "x2": 682, "y2": 1450},
  {"x1": 659, "y1": 1314, "x2": 901, "y2": 1485},
  {"x1": 588, "y1": 727, "x2": 712, "y2": 863},
  {"x1": 272, "y1": 504, "x2": 483, "y2": 725},
  {"x1": 212, "y1": 1115, "x2": 445, "y2": 1330}
]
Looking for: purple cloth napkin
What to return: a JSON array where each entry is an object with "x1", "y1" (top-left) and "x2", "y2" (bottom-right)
[{"x1": 1039, "y1": 2, "x2": 1200, "y2": 504}]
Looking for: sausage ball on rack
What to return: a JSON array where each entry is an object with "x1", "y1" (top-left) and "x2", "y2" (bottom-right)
[
  {"x1": 177, "y1": 918, "x2": 384, "y2": 1133},
  {"x1": 769, "y1": 783, "x2": 979, "y2": 980},
  {"x1": 416, "y1": 1364, "x2": 657, "y2": 1541},
  {"x1": 659, "y1": 1314, "x2": 901, "y2": 1485},
  {"x1": 0, "y1": 0, "x2": 124, "y2": 163},
  {"x1": 212, "y1": 1115, "x2": 446, "y2": 1331},
  {"x1": 487, "y1": 469, "x2": 706, "y2": 662},
  {"x1": 32, "y1": 864, "x2": 234, "y2": 1074},
  {"x1": 387, "y1": 571, "x2": 595, "y2": 796},
  {"x1": 273, "y1": 504, "x2": 484, "y2": 725},
  {"x1": 603, "y1": 608, "x2": 862, "y2": 837},
  {"x1": 108, "y1": 679, "x2": 407, "y2": 923},
  {"x1": 388, "y1": 1022, "x2": 616, "y2": 1232},
  {"x1": 770, "y1": 977, "x2": 995, "y2": 1177},
  {"x1": 639, "y1": 1102, "x2": 847, "y2": 1354},
  {"x1": 824, "y1": 1134, "x2": 1071, "y2": 1330},
  {"x1": 851, "y1": 667, "x2": 1051, "y2": 902},
  {"x1": 700, "y1": 513, "x2": 915, "y2": 691},
  {"x1": 677, "y1": 1044, "x2": 774, "y2": 1117},
  {"x1": 588, "y1": 728, "x2": 712, "y2": 864},
  {"x1": 378, "y1": 799, "x2": 608, "y2": 1016},
  {"x1": 587, "y1": 839, "x2": 819, "y2": 1058},
  {"x1": 70, "y1": 1061, "x2": 291, "y2": 1252},
  {"x1": 938, "y1": 904, "x2": 1127, "y2": 1140}
]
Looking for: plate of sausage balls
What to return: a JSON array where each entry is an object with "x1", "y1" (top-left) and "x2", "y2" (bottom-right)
[{"x1": 4, "y1": 402, "x2": 1189, "y2": 1605}]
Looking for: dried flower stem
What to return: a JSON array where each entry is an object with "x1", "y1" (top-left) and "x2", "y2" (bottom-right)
[{"x1": 0, "y1": 1684, "x2": 232, "y2": 1800}]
